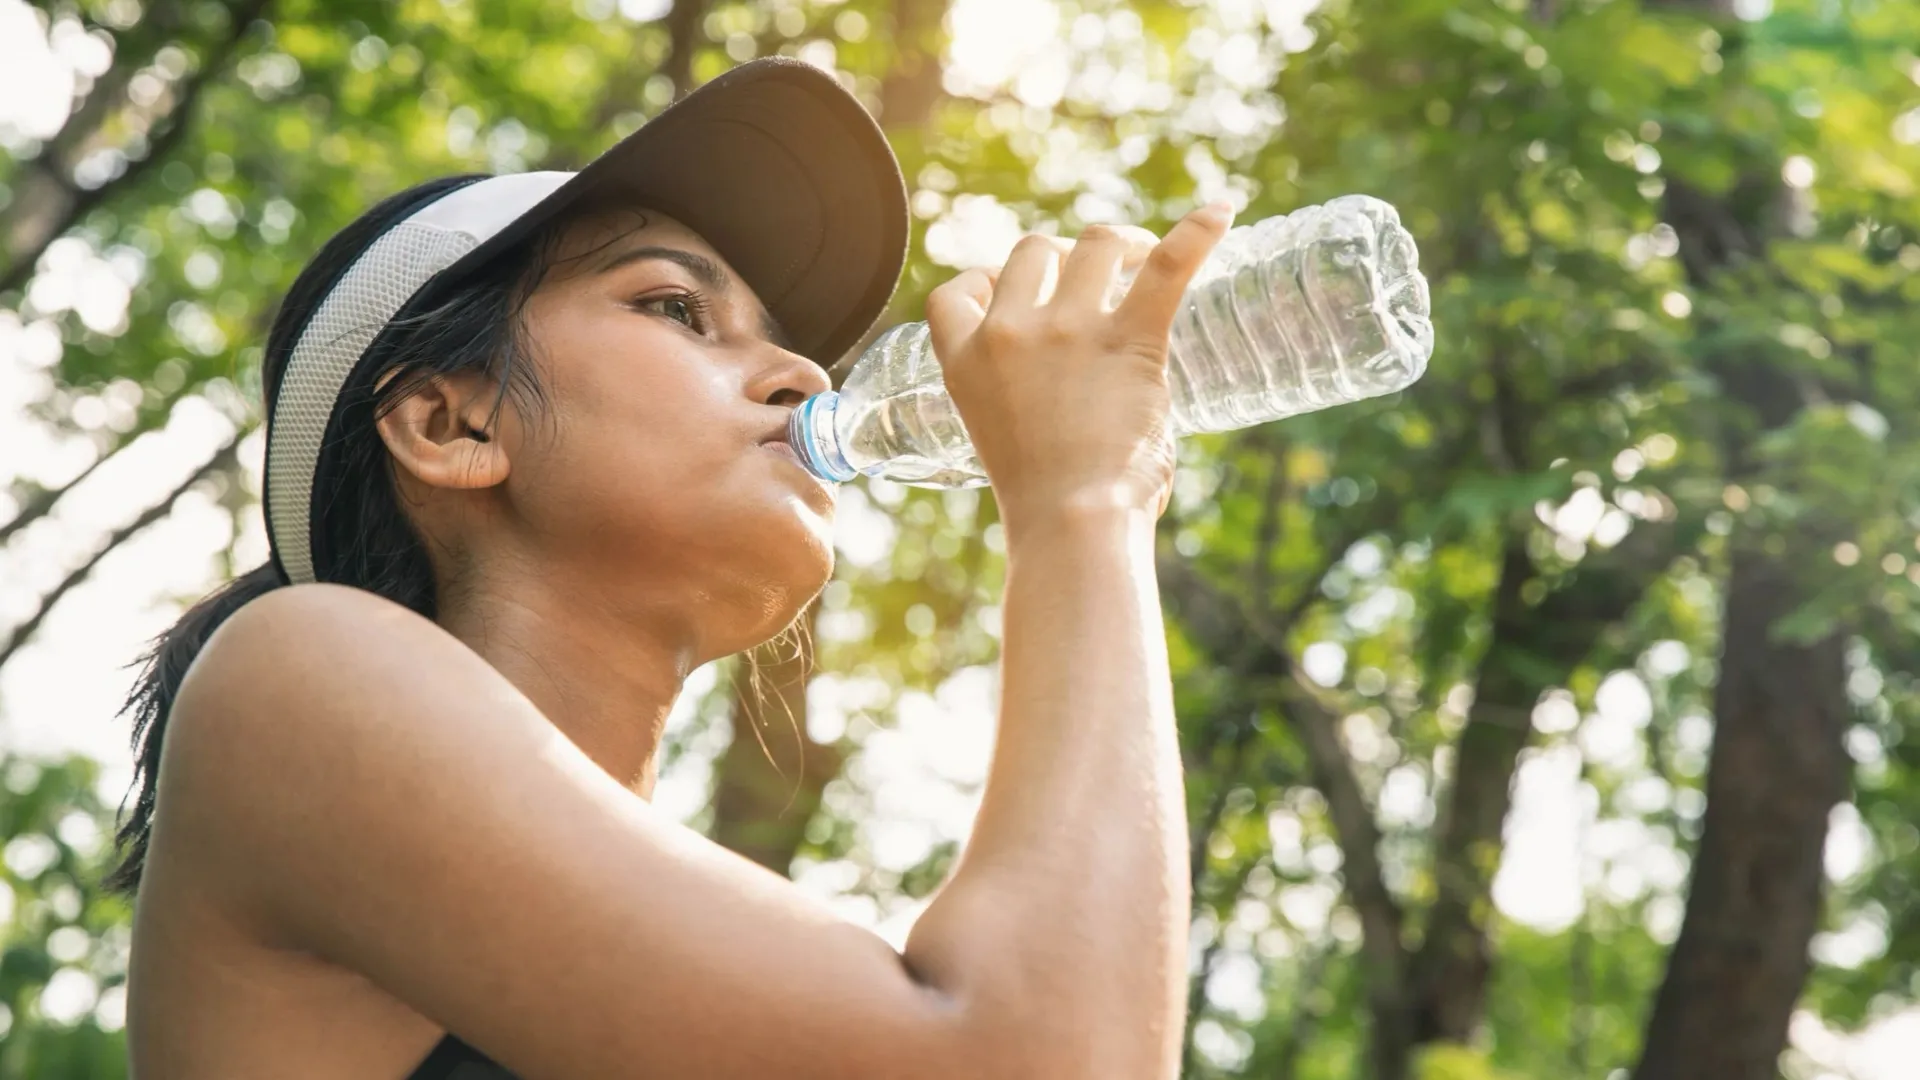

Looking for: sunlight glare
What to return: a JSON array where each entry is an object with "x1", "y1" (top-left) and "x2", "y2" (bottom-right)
[
  {"x1": 945, "y1": 0, "x2": 1062, "y2": 97},
  {"x1": 0, "y1": 0, "x2": 74, "y2": 142}
]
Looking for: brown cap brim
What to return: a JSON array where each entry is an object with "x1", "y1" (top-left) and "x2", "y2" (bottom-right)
[{"x1": 431, "y1": 56, "x2": 909, "y2": 367}]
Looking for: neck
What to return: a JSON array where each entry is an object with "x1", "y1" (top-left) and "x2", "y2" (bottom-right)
[{"x1": 435, "y1": 577, "x2": 699, "y2": 794}]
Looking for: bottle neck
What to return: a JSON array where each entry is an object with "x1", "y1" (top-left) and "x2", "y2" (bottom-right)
[{"x1": 788, "y1": 390, "x2": 857, "y2": 483}]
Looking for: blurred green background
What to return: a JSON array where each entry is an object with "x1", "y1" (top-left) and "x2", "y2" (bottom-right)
[{"x1": 2, "y1": 0, "x2": 1918, "y2": 1077}]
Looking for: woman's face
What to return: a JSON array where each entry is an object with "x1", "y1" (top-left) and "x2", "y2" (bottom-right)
[{"x1": 473, "y1": 206, "x2": 839, "y2": 655}]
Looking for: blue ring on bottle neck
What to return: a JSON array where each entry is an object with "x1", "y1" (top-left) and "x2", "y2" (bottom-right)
[{"x1": 789, "y1": 391, "x2": 857, "y2": 483}]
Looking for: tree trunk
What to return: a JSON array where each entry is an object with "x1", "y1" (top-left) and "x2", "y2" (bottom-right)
[
  {"x1": 1631, "y1": 1, "x2": 1854, "y2": 1072},
  {"x1": 1408, "y1": 538, "x2": 1530, "y2": 1045},
  {"x1": 878, "y1": 0, "x2": 948, "y2": 128},
  {"x1": 1411, "y1": 521, "x2": 1677, "y2": 1046},
  {"x1": 1631, "y1": 550, "x2": 1849, "y2": 1079}
]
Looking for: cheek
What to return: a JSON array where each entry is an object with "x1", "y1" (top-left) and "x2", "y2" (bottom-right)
[
  {"x1": 507, "y1": 312, "x2": 834, "y2": 584},
  {"x1": 527, "y1": 300, "x2": 721, "y2": 452},
  {"x1": 528, "y1": 336, "x2": 737, "y2": 529}
]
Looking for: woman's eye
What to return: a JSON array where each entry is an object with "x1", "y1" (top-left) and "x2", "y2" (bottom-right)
[
  {"x1": 640, "y1": 295, "x2": 701, "y2": 329},
  {"x1": 659, "y1": 298, "x2": 695, "y2": 326}
]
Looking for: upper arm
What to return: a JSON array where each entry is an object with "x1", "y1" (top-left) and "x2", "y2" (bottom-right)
[{"x1": 158, "y1": 585, "x2": 963, "y2": 1079}]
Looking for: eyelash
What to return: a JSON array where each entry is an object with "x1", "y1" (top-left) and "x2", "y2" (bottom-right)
[{"x1": 632, "y1": 290, "x2": 712, "y2": 334}]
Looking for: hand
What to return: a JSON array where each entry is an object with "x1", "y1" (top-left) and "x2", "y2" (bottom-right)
[{"x1": 923, "y1": 203, "x2": 1235, "y2": 536}]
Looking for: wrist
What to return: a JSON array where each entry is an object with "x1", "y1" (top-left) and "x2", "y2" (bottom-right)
[{"x1": 1000, "y1": 485, "x2": 1159, "y2": 551}]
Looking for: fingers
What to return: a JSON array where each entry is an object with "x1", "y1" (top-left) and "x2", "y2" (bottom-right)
[
  {"x1": 925, "y1": 267, "x2": 996, "y2": 365},
  {"x1": 927, "y1": 205, "x2": 1229, "y2": 367},
  {"x1": 989, "y1": 234, "x2": 1071, "y2": 315},
  {"x1": 1056, "y1": 224, "x2": 1157, "y2": 311},
  {"x1": 1115, "y1": 202, "x2": 1236, "y2": 338}
]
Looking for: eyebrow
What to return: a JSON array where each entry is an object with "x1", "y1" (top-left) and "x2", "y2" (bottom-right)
[{"x1": 595, "y1": 244, "x2": 796, "y2": 353}]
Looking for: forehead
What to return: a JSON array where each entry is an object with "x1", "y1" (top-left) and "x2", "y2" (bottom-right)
[
  {"x1": 535, "y1": 203, "x2": 790, "y2": 351},
  {"x1": 545, "y1": 202, "x2": 737, "y2": 290},
  {"x1": 543, "y1": 204, "x2": 723, "y2": 278}
]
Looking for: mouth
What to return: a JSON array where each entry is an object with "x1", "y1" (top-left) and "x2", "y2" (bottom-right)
[{"x1": 760, "y1": 437, "x2": 833, "y2": 492}]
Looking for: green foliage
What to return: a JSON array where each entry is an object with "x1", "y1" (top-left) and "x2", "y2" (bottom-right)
[
  {"x1": 0, "y1": 759, "x2": 129, "y2": 1079},
  {"x1": 3, "y1": 0, "x2": 1919, "y2": 1076}
]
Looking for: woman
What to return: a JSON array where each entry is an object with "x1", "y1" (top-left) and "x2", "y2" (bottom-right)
[{"x1": 115, "y1": 57, "x2": 1231, "y2": 1079}]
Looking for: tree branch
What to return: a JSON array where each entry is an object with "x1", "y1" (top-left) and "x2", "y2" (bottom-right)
[
  {"x1": 1275, "y1": 671, "x2": 1416, "y2": 1080},
  {"x1": 1156, "y1": 556, "x2": 1406, "y2": 952},
  {"x1": 1182, "y1": 446, "x2": 1289, "y2": 894},
  {"x1": 33, "y1": 0, "x2": 195, "y2": 177},
  {"x1": 1632, "y1": 545, "x2": 1849, "y2": 1080},
  {"x1": 0, "y1": 444, "x2": 118, "y2": 548},
  {"x1": 1409, "y1": 516, "x2": 1679, "y2": 1043},
  {"x1": 1273, "y1": 673, "x2": 1406, "y2": 969},
  {"x1": 663, "y1": 0, "x2": 710, "y2": 100},
  {"x1": 0, "y1": 402, "x2": 202, "y2": 548},
  {"x1": 1, "y1": 0, "x2": 270, "y2": 298},
  {"x1": 0, "y1": 432, "x2": 242, "y2": 667},
  {"x1": 1157, "y1": 551, "x2": 1413, "y2": 1077},
  {"x1": 1270, "y1": 941, "x2": 1335, "y2": 1080},
  {"x1": 1180, "y1": 854, "x2": 1267, "y2": 1078}
]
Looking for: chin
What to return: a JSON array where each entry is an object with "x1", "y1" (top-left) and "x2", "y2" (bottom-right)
[
  {"x1": 768, "y1": 514, "x2": 837, "y2": 613},
  {"x1": 721, "y1": 503, "x2": 837, "y2": 650}
]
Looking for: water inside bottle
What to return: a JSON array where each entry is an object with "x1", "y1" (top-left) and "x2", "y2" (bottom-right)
[
  {"x1": 793, "y1": 195, "x2": 1433, "y2": 490},
  {"x1": 831, "y1": 322, "x2": 991, "y2": 487},
  {"x1": 837, "y1": 386, "x2": 988, "y2": 487}
]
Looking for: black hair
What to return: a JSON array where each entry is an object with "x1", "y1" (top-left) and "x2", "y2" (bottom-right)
[{"x1": 107, "y1": 175, "x2": 559, "y2": 893}]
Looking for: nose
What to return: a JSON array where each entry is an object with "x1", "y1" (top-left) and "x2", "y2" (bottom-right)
[{"x1": 746, "y1": 344, "x2": 833, "y2": 408}]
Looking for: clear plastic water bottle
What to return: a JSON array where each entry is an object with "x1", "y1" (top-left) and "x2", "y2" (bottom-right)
[{"x1": 788, "y1": 195, "x2": 1433, "y2": 489}]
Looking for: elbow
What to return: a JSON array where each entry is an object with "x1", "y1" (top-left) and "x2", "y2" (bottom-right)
[{"x1": 900, "y1": 987, "x2": 1164, "y2": 1080}]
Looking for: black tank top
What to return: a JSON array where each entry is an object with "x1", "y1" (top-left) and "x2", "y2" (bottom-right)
[{"x1": 408, "y1": 1034, "x2": 518, "y2": 1079}]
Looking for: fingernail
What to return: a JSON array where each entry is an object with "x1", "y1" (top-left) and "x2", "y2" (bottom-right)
[{"x1": 1203, "y1": 200, "x2": 1236, "y2": 222}]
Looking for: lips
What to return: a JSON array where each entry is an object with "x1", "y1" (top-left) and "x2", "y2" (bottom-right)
[
  {"x1": 761, "y1": 439, "x2": 804, "y2": 465},
  {"x1": 759, "y1": 426, "x2": 831, "y2": 492},
  {"x1": 757, "y1": 412, "x2": 836, "y2": 498}
]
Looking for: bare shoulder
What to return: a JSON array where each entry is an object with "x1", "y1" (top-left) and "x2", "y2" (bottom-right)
[
  {"x1": 169, "y1": 582, "x2": 515, "y2": 774},
  {"x1": 156, "y1": 582, "x2": 547, "y2": 928},
  {"x1": 180, "y1": 582, "x2": 472, "y2": 715}
]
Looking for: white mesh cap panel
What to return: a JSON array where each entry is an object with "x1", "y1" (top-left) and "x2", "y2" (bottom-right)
[
  {"x1": 265, "y1": 172, "x2": 575, "y2": 584},
  {"x1": 413, "y1": 171, "x2": 571, "y2": 233},
  {"x1": 265, "y1": 221, "x2": 479, "y2": 585}
]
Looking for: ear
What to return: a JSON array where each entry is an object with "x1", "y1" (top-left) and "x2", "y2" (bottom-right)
[{"x1": 374, "y1": 373, "x2": 511, "y2": 492}]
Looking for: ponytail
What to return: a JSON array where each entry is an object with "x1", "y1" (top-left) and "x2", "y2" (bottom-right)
[{"x1": 105, "y1": 562, "x2": 285, "y2": 893}]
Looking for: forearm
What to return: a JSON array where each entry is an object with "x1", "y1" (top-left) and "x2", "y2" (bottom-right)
[{"x1": 904, "y1": 504, "x2": 1189, "y2": 1077}]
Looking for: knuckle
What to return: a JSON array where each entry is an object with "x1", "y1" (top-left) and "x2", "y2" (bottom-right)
[
  {"x1": 1038, "y1": 318, "x2": 1078, "y2": 346},
  {"x1": 1011, "y1": 233, "x2": 1058, "y2": 257},
  {"x1": 1144, "y1": 243, "x2": 1187, "y2": 276},
  {"x1": 979, "y1": 315, "x2": 1024, "y2": 349},
  {"x1": 1060, "y1": 309, "x2": 1105, "y2": 339}
]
